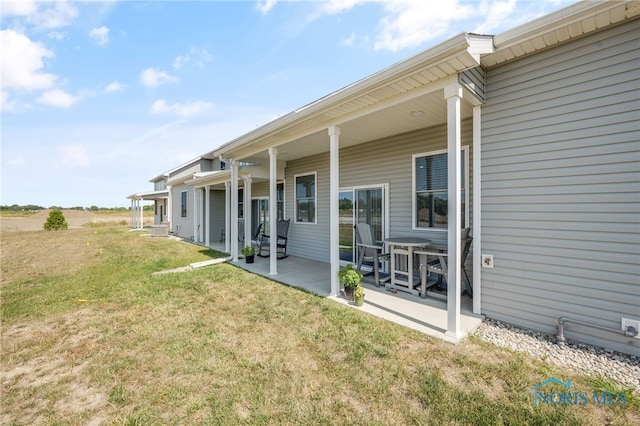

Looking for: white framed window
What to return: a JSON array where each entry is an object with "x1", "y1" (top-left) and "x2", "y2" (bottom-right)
[
  {"x1": 277, "y1": 182, "x2": 285, "y2": 220},
  {"x1": 412, "y1": 147, "x2": 468, "y2": 230},
  {"x1": 181, "y1": 190, "x2": 187, "y2": 217},
  {"x1": 295, "y1": 172, "x2": 316, "y2": 224}
]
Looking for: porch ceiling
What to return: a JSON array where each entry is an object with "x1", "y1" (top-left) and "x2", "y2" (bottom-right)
[
  {"x1": 214, "y1": 33, "x2": 491, "y2": 162},
  {"x1": 240, "y1": 86, "x2": 476, "y2": 162}
]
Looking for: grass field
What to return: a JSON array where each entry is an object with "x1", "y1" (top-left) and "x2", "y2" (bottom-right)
[{"x1": 1, "y1": 224, "x2": 638, "y2": 425}]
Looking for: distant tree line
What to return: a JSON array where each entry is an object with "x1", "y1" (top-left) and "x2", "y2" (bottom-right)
[{"x1": 1, "y1": 204, "x2": 152, "y2": 212}]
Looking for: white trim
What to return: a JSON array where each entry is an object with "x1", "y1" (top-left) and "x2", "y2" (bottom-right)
[
  {"x1": 180, "y1": 190, "x2": 188, "y2": 218},
  {"x1": 472, "y1": 106, "x2": 481, "y2": 315},
  {"x1": 205, "y1": 185, "x2": 210, "y2": 247},
  {"x1": 445, "y1": 81, "x2": 462, "y2": 340},
  {"x1": 329, "y1": 125, "x2": 340, "y2": 297},
  {"x1": 411, "y1": 146, "x2": 469, "y2": 231},
  {"x1": 294, "y1": 171, "x2": 318, "y2": 225},
  {"x1": 269, "y1": 147, "x2": 278, "y2": 275},
  {"x1": 338, "y1": 184, "x2": 389, "y2": 267}
]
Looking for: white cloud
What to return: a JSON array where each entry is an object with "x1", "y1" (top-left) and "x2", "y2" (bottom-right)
[
  {"x1": 0, "y1": 29, "x2": 57, "y2": 91},
  {"x1": 105, "y1": 81, "x2": 126, "y2": 92},
  {"x1": 172, "y1": 47, "x2": 213, "y2": 70},
  {"x1": 320, "y1": 0, "x2": 362, "y2": 15},
  {"x1": 473, "y1": 0, "x2": 517, "y2": 34},
  {"x1": 7, "y1": 155, "x2": 27, "y2": 166},
  {"x1": 59, "y1": 144, "x2": 90, "y2": 168},
  {"x1": 256, "y1": 0, "x2": 277, "y2": 15},
  {"x1": 150, "y1": 99, "x2": 212, "y2": 118},
  {"x1": 374, "y1": 0, "x2": 474, "y2": 51},
  {"x1": 139, "y1": 68, "x2": 178, "y2": 88},
  {"x1": 1, "y1": 0, "x2": 38, "y2": 16},
  {"x1": 26, "y1": 1, "x2": 79, "y2": 31},
  {"x1": 89, "y1": 26, "x2": 110, "y2": 47},
  {"x1": 37, "y1": 89, "x2": 78, "y2": 108},
  {"x1": 172, "y1": 54, "x2": 189, "y2": 70}
]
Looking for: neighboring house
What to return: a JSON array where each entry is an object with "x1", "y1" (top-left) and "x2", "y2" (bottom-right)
[
  {"x1": 131, "y1": 1, "x2": 639, "y2": 355},
  {"x1": 128, "y1": 156, "x2": 218, "y2": 237}
]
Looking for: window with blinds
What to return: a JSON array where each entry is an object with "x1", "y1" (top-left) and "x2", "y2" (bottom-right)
[
  {"x1": 413, "y1": 148, "x2": 467, "y2": 229},
  {"x1": 295, "y1": 173, "x2": 316, "y2": 223}
]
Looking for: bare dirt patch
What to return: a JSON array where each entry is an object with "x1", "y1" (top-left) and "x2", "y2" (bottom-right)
[
  {"x1": 1, "y1": 209, "x2": 134, "y2": 233},
  {"x1": 0, "y1": 210, "x2": 147, "y2": 284},
  {"x1": 1, "y1": 309, "x2": 108, "y2": 425}
]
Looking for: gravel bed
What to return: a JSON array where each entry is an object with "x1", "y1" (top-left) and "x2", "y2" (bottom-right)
[{"x1": 472, "y1": 318, "x2": 640, "y2": 395}]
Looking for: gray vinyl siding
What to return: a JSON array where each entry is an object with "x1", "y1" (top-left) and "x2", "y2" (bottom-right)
[
  {"x1": 209, "y1": 190, "x2": 226, "y2": 244},
  {"x1": 481, "y1": 18, "x2": 640, "y2": 354},
  {"x1": 286, "y1": 155, "x2": 330, "y2": 262},
  {"x1": 170, "y1": 185, "x2": 193, "y2": 240},
  {"x1": 284, "y1": 122, "x2": 474, "y2": 263}
]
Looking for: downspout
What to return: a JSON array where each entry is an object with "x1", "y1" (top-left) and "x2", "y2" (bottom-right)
[{"x1": 556, "y1": 317, "x2": 638, "y2": 346}]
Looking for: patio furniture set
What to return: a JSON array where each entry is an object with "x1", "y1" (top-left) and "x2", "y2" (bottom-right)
[{"x1": 355, "y1": 224, "x2": 473, "y2": 299}]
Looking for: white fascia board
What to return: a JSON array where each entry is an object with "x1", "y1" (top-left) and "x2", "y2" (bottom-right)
[
  {"x1": 467, "y1": 34, "x2": 495, "y2": 61},
  {"x1": 127, "y1": 190, "x2": 169, "y2": 200},
  {"x1": 493, "y1": 0, "x2": 622, "y2": 49},
  {"x1": 212, "y1": 32, "x2": 479, "y2": 159},
  {"x1": 147, "y1": 156, "x2": 206, "y2": 183}
]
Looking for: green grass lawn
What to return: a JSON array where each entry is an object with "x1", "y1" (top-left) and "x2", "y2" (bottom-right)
[{"x1": 1, "y1": 226, "x2": 637, "y2": 425}]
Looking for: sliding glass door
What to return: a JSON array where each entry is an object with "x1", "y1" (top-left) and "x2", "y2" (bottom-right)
[{"x1": 338, "y1": 185, "x2": 387, "y2": 265}]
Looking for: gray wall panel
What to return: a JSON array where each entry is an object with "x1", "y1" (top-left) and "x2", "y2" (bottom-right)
[{"x1": 481, "y1": 18, "x2": 640, "y2": 354}]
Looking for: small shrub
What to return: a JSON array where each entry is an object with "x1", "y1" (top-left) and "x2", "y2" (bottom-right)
[{"x1": 43, "y1": 209, "x2": 68, "y2": 230}]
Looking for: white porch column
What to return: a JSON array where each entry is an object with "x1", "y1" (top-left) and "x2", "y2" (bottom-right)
[
  {"x1": 269, "y1": 148, "x2": 278, "y2": 275},
  {"x1": 445, "y1": 82, "x2": 463, "y2": 340},
  {"x1": 472, "y1": 106, "x2": 482, "y2": 315},
  {"x1": 167, "y1": 185, "x2": 173, "y2": 229},
  {"x1": 205, "y1": 185, "x2": 211, "y2": 247},
  {"x1": 138, "y1": 200, "x2": 144, "y2": 229},
  {"x1": 130, "y1": 199, "x2": 134, "y2": 228},
  {"x1": 328, "y1": 125, "x2": 341, "y2": 296},
  {"x1": 244, "y1": 177, "x2": 252, "y2": 248},
  {"x1": 224, "y1": 182, "x2": 231, "y2": 253},
  {"x1": 192, "y1": 187, "x2": 198, "y2": 241},
  {"x1": 230, "y1": 159, "x2": 239, "y2": 261}
]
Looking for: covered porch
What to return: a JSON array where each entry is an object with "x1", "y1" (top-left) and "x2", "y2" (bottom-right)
[
  {"x1": 207, "y1": 240, "x2": 483, "y2": 342},
  {"x1": 197, "y1": 34, "x2": 495, "y2": 342}
]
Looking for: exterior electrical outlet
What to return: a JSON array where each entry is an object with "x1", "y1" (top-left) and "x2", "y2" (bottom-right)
[{"x1": 621, "y1": 318, "x2": 640, "y2": 339}]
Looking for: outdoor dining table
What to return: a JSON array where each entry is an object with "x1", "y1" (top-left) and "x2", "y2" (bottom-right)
[{"x1": 384, "y1": 237, "x2": 432, "y2": 297}]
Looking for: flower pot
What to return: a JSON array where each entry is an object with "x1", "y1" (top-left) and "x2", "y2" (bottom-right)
[
  {"x1": 245, "y1": 255, "x2": 255, "y2": 264},
  {"x1": 355, "y1": 296, "x2": 364, "y2": 307},
  {"x1": 344, "y1": 286, "x2": 355, "y2": 301}
]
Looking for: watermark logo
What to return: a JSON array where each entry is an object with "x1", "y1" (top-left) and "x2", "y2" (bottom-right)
[{"x1": 532, "y1": 378, "x2": 628, "y2": 407}]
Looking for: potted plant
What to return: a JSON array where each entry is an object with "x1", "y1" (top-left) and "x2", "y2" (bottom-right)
[
  {"x1": 240, "y1": 245, "x2": 256, "y2": 263},
  {"x1": 338, "y1": 263, "x2": 362, "y2": 301},
  {"x1": 354, "y1": 285, "x2": 365, "y2": 307}
]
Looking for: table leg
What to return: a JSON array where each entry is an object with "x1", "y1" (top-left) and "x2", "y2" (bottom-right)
[
  {"x1": 407, "y1": 247, "x2": 413, "y2": 290},
  {"x1": 390, "y1": 244, "x2": 396, "y2": 287}
]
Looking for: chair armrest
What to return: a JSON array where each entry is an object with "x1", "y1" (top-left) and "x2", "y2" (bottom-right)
[{"x1": 357, "y1": 242, "x2": 384, "y2": 250}]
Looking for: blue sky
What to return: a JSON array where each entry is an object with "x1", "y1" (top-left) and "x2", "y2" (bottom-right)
[{"x1": 1, "y1": 0, "x2": 575, "y2": 208}]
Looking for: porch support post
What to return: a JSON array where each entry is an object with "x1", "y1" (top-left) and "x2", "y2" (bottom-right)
[
  {"x1": 328, "y1": 125, "x2": 341, "y2": 297},
  {"x1": 230, "y1": 159, "x2": 239, "y2": 261},
  {"x1": 224, "y1": 182, "x2": 230, "y2": 253},
  {"x1": 472, "y1": 106, "x2": 482, "y2": 314},
  {"x1": 192, "y1": 187, "x2": 198, "y2": 241},
  {"x1": 205, "y1": 185, "x2": 211, "y2": 247},
  {"x1": 139, "y1": 200, "x2": 144, "y2": 229},
  {"x1": 244, "y1": 177, "x2": 252, "y2": 248},
  {"x1": 130, "y1": 199, "x2": 134, "y2": 228},
  {"x1": 444, "y1": 82, "x2": 463, "y2": 340},
  {"x1": 269, "y1": 148, "x2": 278, "y2": 275},
  {"x1": 167, "y1": 185, "x2": 172, "y2": 229}
]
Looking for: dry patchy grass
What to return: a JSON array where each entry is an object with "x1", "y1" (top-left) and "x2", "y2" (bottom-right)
[{"x1": 1, "y1": 227, "x2": 638, "y2": 425}]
